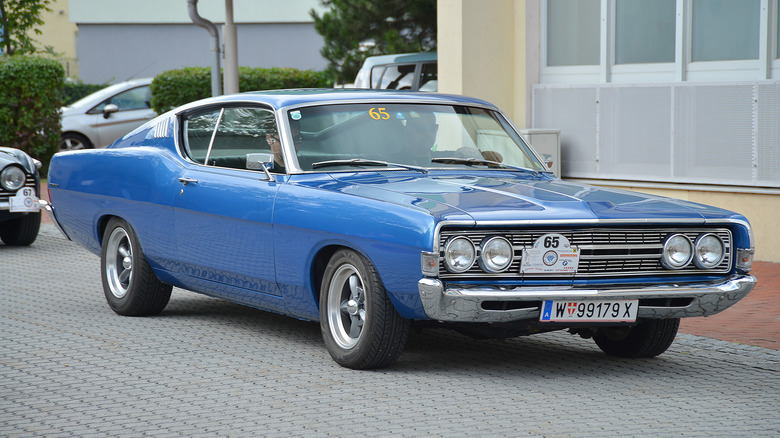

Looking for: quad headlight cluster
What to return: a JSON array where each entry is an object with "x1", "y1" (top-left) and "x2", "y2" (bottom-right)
[
  {"x1": 661, "y1": 233, "x2": 725, "y2": 270},
  {"x1": 444, "y1": 236, "x2": 514, "y2": 274},
  {"x1": 1, "y1": 165, "x2": 26, "y2": 191}
]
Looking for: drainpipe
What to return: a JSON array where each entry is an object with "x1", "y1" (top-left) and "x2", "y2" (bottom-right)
[{"x1": 187, "y1": 0, "x2": 222, "y2": 97}]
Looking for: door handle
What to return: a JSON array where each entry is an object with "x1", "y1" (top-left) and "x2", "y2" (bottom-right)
[{"x1": 178, "y1": 177, "x2": 198, "y2": 185}]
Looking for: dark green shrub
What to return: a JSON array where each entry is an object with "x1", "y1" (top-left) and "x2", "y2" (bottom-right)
[
  {"x1": 62, "y1": 80, "x2": 109, "y2": 106},
  {"x1": 0, "y1": 55, "x2": 64, "y2": 169},
  {"x1": 150, "y1": 66, "x2": 332, "y2": 113}
]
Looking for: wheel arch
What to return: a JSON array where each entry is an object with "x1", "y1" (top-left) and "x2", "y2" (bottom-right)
[
  {"x1": 309, "y1": 243, "x2": 383, "y2": 312},
  {"x1": 96, "y1": 214, "x2": 118, "y2": 248}
]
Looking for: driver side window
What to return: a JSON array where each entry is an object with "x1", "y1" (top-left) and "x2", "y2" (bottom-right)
[{"x1": 182, "y1": 107, "x2": 277, "y2": 171}]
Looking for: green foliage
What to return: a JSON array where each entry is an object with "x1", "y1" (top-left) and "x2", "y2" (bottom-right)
[
  {"x1": 0, "y1": 0, "x2": 53, "y2": 56},
  {"x1": 62, "y1": 80, "x2": 109, "y2": 106},
  {"x1": 0, "y1": 55, "x2": 64, "y2": 168},
  {"x1": 150, "y1": 66, "x2": 332, "y2": 114},
  {"x1": 149, "y1": 67, "x2": 212, "y2": 114},
  {"x1": 311, "y1": 0, "x2": 436, "y2": 83}
]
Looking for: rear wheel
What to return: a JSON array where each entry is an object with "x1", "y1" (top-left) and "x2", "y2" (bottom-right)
[
  {"x1": 101, "y1": 218, "x2": 171, "y2": 316},
  {"x1": 0, "y1": 212, "x2": 41, "y2": 246},
  {"x1": 593, "y1": 318, "x2": 680, "y2": 358},
  {"x1": 320, "y1": 249, "x2": 409, "y2": 369}
]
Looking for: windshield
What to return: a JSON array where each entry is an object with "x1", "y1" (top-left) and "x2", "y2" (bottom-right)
[{"x1": 287, "y1": 103, "x2": 545, "y2": 172}]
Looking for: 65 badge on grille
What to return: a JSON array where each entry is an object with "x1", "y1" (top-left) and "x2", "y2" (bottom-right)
[{"x1": 521, "y1": 233, "x2": 580, "y2": 274}]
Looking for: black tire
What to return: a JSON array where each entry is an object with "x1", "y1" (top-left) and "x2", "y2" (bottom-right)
[
  {"x1": 100, "y1": 217, "x2": 171, "y2": 316},
  {"x1": 319, "y1": 249, "x2": 409, "y2": 369},
  {"x1": 593, "y1": 318, "x2": 680, "y2": 358},
  {"x1": 61, "y1": 132, "x2": 93, "y2": 151},
  {"x1": 0, "y1": 211, "x2": 41, "y2": 246}
]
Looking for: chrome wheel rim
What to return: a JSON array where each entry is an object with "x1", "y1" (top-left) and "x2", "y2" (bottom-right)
[
  {"x1": 61, "y1": 137, "x2": 86, "y2": 150},
  {"x1": 105, "y1": 227, "x2": 133, "y2": 299},
  {"x1": 326, "y1": 264, "x2": 366, "y2": 349}
]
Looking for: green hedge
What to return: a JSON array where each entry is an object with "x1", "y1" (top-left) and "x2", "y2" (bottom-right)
[
  {"x1": 62, "y1": 80, "x2": 109, "y2": 106},
  {"x1": 0, "y1": 55, "x2": 64, "y2": 169},
  {"x1": 150, "y1": 66, "x2": 332, "y2": 113}
]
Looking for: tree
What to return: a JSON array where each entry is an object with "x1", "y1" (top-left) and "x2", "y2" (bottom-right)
[
  {"x1": 311, "y1": 0, "x2": 436, "y2": 83},
  {"x1": 0, "y1": 0, "x2": 52, "y2": 56}
]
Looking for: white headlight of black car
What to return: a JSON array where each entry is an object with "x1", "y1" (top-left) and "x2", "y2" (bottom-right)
[
  {"x1": 1, "y1": 165, "x2": 26, "y2": 191},
  {"x1": 662, "y1": 234, "x2": 694, "y2": 269},
  {"x1": 694, "y1": 233, "x2": 725, "y2": 269},
  {"x1": 478, "y1": 236, "x2": 514, "y2": 273},
  {"x1": 444, "y1": 236, "x2": 476, "y2": 273}
]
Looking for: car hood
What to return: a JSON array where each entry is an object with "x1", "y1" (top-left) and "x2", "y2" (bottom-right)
[
  {"x1": 320, "y1": 171, "x2": 737, "y2": 223},
  {"x1": 61, "y1": 106, "x2": 85, "y2": 117}
]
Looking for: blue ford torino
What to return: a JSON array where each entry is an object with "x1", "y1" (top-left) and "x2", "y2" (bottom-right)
[{"x1": 46, "y1": 90, "x2": 756, "y2": 369}]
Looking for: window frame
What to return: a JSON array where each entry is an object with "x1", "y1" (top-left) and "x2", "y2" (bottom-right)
[{"x1": 178, "y1": 103, "x2": 281, "y2": 173}]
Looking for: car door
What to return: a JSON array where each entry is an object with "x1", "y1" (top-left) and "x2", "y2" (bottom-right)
[
  {"x1": 89, "y1": 85, "x2": 156, "y2": 147},
  {"x1": 173, "y1": 105, "x2": 282, "y2": 300}
]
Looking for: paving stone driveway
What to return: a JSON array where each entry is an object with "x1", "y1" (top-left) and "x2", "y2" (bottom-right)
[{"x1": 2, "y1": 225, "x2": 778, "y2": 437}]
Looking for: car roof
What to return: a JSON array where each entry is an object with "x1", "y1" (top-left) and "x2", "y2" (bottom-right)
[
  {"x1": 359, "y1": 52, "x2": 438, "y2": 69},
  {"x1": 174, "y1": 88, "x2": 495, "y2": 112}
]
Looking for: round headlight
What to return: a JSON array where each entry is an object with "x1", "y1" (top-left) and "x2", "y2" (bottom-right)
[
  {"x1": 1, "y1": 166, "x2": 26, "y2": 191},
  {"x1": 694, "y1": 234, "x2": 725, "y2": 269},
  {"x1": 661, "y1": 234, "x2": 693, "y2": 269},
  {"x1": 478, "y1": 236, "x2": 514, "y2": 273},
  {"x1": 444, "y1": 236, "x2": 476, "y2": 273}
]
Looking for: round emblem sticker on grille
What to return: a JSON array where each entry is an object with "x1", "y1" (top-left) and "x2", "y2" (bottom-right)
[
  {"x1": 521, "y1": 233, "x2": 579, "y2": 274},
  {"x1": 543, "y1": 250, "x2": 558, "y2": 266}
]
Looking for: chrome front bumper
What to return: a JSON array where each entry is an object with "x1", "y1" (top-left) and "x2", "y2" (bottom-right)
[
  {"x1": 418, "y1": 275, "x2": 757, "y2": 323},
  {"x1": 39, "y1": 200, "x2": 71, "y2": 240}
]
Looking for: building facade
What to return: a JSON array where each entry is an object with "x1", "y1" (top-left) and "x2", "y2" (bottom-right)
[
  {"x1": 68, "y1": 0, "x2": 328, "y2": 84},
  {"x1": 439, "y1": 0, "x2": 780, "y2": 262}
]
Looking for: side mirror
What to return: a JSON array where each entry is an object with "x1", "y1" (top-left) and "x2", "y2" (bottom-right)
[
  {"x1": 246, "y1": 153, "x2": 276, "y2": 181},
  {"x1": 103, "y1": 103, "x2": 119, "y2": 119}
]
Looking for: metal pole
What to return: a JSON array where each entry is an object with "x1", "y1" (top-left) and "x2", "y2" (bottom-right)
[
  {"x1": 187, "y1": 0, "x2": 222, "y2": 97},
  {"x1": 223, "y1": 0, "x2": 239, "y2": 94}
]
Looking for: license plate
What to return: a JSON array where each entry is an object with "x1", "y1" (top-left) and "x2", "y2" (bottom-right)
[
  {"x1": 9, "y1": 187, "x2": 40, "y2": 213},
  {"x1": 540, "y1": 300, "x2": 638, "y2": 322}
]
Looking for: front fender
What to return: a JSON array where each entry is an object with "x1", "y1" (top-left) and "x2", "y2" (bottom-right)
[{"x1": 273, "y1": 181, "x2": 436, "y2": 320}]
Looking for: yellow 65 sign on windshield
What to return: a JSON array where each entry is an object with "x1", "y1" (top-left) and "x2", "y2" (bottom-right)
[{"x1": 369, "y1": 107, "x2": 390, "y2": 120}]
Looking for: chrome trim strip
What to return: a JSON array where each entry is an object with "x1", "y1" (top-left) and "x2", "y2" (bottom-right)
[{"x1": 418, "y1": 274, "x2": 756, "y2": 323}]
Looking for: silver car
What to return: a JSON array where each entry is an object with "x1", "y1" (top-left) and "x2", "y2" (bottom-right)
[{"x1": 60, "y1": 78, "x2": 156, "y2": 150}]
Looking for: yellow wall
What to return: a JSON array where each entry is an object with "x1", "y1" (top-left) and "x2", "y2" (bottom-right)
[
  {"x1": 602, "y1": 185, "x2": 779, "y2": 263},
  {"x1": 32, "y1": 0, "x2": 79, "y2": 77},
  {"x1": 437, "y1": 0, "x2": 527, "y2": 128}
]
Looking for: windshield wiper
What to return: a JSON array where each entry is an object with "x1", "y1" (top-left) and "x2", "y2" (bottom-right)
[
  {"x1": 430, "y1": 157, "x2": 540, "y2": 175},
  {"x1": 311, "y1": 158, "x2": 428, "y2": 174}
]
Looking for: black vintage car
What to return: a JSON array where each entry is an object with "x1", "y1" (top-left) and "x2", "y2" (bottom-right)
[{"x1": 0, "y1": 147, "x2": 42, "y2": 246}]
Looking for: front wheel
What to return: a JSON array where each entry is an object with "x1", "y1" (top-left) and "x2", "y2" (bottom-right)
[
  {"x1": 320, "y1": 249, "x2": 409, "y2": 369},
  {"x1": 101, "y1": 218, "x2": 171, "y2": 316},
  {"x1": 0, "y1": 212, "x2": 41, "y2": 246},
  {"x1": 593, "y1": 318, "x2": 680, "y2": 358}
]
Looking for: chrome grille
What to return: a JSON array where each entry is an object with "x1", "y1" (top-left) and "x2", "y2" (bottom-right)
[
  {"x1": 438, "y1": 227, "x2": 732, "y2": 279},
  {"x1": 0, "y1": 174, "x2": 36, "y2": 201}
]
